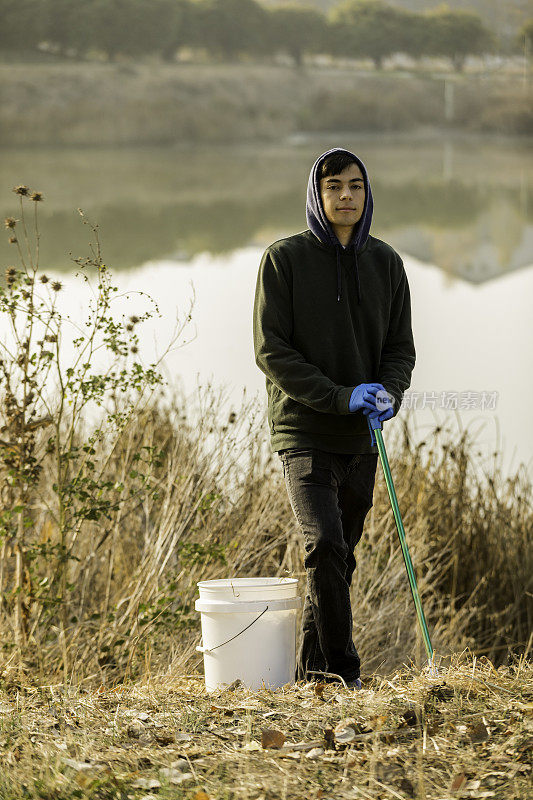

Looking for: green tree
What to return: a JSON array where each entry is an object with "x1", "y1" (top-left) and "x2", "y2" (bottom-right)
[
  {"x1": 393, "y1": 8, "x2": 431, "y2": 63},
  {"x1": 329, "y1": 0, "x2": 408, "y2": 70},
  {"x1": 424, "y1": 5, "x2": 495, "y2": 72},
  {"x1": 85, "y1": 0, "x2": 145, "y2": 61},
  {"x1": 39, "y1": 0, "x2": 94, "y2": 57},
  {"x1": 134, "y1": 0, "x2": 195, "y2": 61},
  {"x1": 0, "y1": 0, "x2": 44, "y2": 54},
  {"x1": 267, "y1": 4, "x2": 327, "y2": 67},
  {"x1": 40, "y1": 0, "x2": 195, "y2": 61},
  {"x1": 196, "y1": 0, "x2": 269, "y2": 60}
]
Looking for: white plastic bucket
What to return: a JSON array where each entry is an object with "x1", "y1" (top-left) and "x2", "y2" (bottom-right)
[{"x1": 195, "y1": 577, "x2": 301, "y2": 692}]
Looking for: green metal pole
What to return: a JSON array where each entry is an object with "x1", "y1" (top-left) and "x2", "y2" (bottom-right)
[{"x1": 369, "y1": 417, "x2": 435, "y2": 667}]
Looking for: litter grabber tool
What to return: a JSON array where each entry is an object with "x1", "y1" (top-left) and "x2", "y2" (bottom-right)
[{"x1": 367, "y1": 414, "x2": 437, "y2": 675}]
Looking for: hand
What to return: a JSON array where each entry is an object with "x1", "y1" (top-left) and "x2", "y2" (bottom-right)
[
  {"x1": 363, "y1": 388, "x2": 394, "y2": 422},
  {"x1": 349, "y1": 383, "x2": 386, "y2": 413}
]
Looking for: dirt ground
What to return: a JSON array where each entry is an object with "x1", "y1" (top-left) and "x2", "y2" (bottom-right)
[{"x1": 0, "y1": 653, "x2": 531, "y2": 799}]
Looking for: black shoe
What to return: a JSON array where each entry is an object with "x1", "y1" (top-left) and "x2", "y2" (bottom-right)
[{"x1": 345, "y1": 677, "x2": 362, "y2": 690}]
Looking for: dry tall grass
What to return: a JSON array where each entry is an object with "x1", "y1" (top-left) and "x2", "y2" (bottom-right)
[{"x1": 0, "y1": 382, "x2": 530, "y2": 691}]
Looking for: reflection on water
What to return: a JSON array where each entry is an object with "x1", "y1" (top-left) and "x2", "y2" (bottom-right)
[
  {"x1": 14, "y1": 247, "x2": 529, "y2": 479},
  {"x1": 1, "y1": 137, "x2": 531, "y2": 282}
]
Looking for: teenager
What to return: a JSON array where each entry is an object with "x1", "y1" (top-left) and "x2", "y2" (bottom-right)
[{"x1": 253, "y1": 147, "x2": 415, "y2": 688}]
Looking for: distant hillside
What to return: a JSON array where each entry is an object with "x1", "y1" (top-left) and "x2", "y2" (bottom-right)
[
  {"x1": 261, "y1": 0, "x2": 531, "y2": 36},
  {"x1": 2, "y1": 62, "x2": 531, "y2": 150}
]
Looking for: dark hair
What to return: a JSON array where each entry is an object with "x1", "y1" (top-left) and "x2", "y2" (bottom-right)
[{"x1": 319, "y1": 152, "x2": 359, "y2": 181}]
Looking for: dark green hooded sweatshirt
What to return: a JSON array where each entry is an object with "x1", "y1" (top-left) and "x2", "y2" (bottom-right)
[{"x1": 253, "y1": 147, "x2": 416, "y2": 455}]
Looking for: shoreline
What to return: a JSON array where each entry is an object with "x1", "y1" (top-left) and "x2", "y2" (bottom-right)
[{"x1": 3, "y1": 127, "x2": 531, "y2": 151}]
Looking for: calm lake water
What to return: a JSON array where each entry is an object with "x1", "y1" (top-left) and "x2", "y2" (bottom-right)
[{"x1": 1, "y1": 136, "x2": 532, "y2": 479}]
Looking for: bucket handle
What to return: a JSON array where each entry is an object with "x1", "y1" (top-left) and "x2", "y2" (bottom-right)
[{"x1": 196, "y1": 605, "x2": 269, "y2": 654}]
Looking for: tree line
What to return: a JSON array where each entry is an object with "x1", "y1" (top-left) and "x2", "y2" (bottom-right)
[{"x1": 1, "y1": 0, "x2": 532, "y2": 71}]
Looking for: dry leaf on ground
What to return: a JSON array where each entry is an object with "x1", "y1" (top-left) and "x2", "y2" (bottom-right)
[
  {"x1": 261, "y1": 727, "x2": 286, "y2": 749},
  {"x1": 450, "y1": 772, "x2": 468, "y2": 791},
  {"x1": 469, "y1": 719, "x2": 491, "y2": 743}
]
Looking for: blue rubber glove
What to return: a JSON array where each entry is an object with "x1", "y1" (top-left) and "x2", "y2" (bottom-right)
[
  {"x1": 348, "y1": 383, "x2": 386, "y2": 414},
  {"x1": 363, "y1": 388, "x2": 395, "y2": 422}
]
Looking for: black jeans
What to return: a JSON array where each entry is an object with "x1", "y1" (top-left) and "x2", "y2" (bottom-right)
[{"x1": 278, "y1": 448, "x2": 379, "y2": 684}]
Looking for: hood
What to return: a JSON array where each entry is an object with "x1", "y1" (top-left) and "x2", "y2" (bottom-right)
[{"x1": 306, "y1": 147, "x2": 374, "y2": 304}]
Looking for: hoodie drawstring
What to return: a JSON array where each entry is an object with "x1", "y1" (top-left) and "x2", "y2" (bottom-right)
[
  {"x1": 353, "y1": 247, "x2": 361, "y2": 304},
  {"x1": 336, "y1": 246, "x2": 341, "y2": 302},
  {"x1": 336, "y1": 245, "x2": 361, "y2": 305}
]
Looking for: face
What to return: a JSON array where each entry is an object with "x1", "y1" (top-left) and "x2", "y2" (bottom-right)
[{"x1": 319, "y1": 162, "x2": 366, "y2": 233}]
